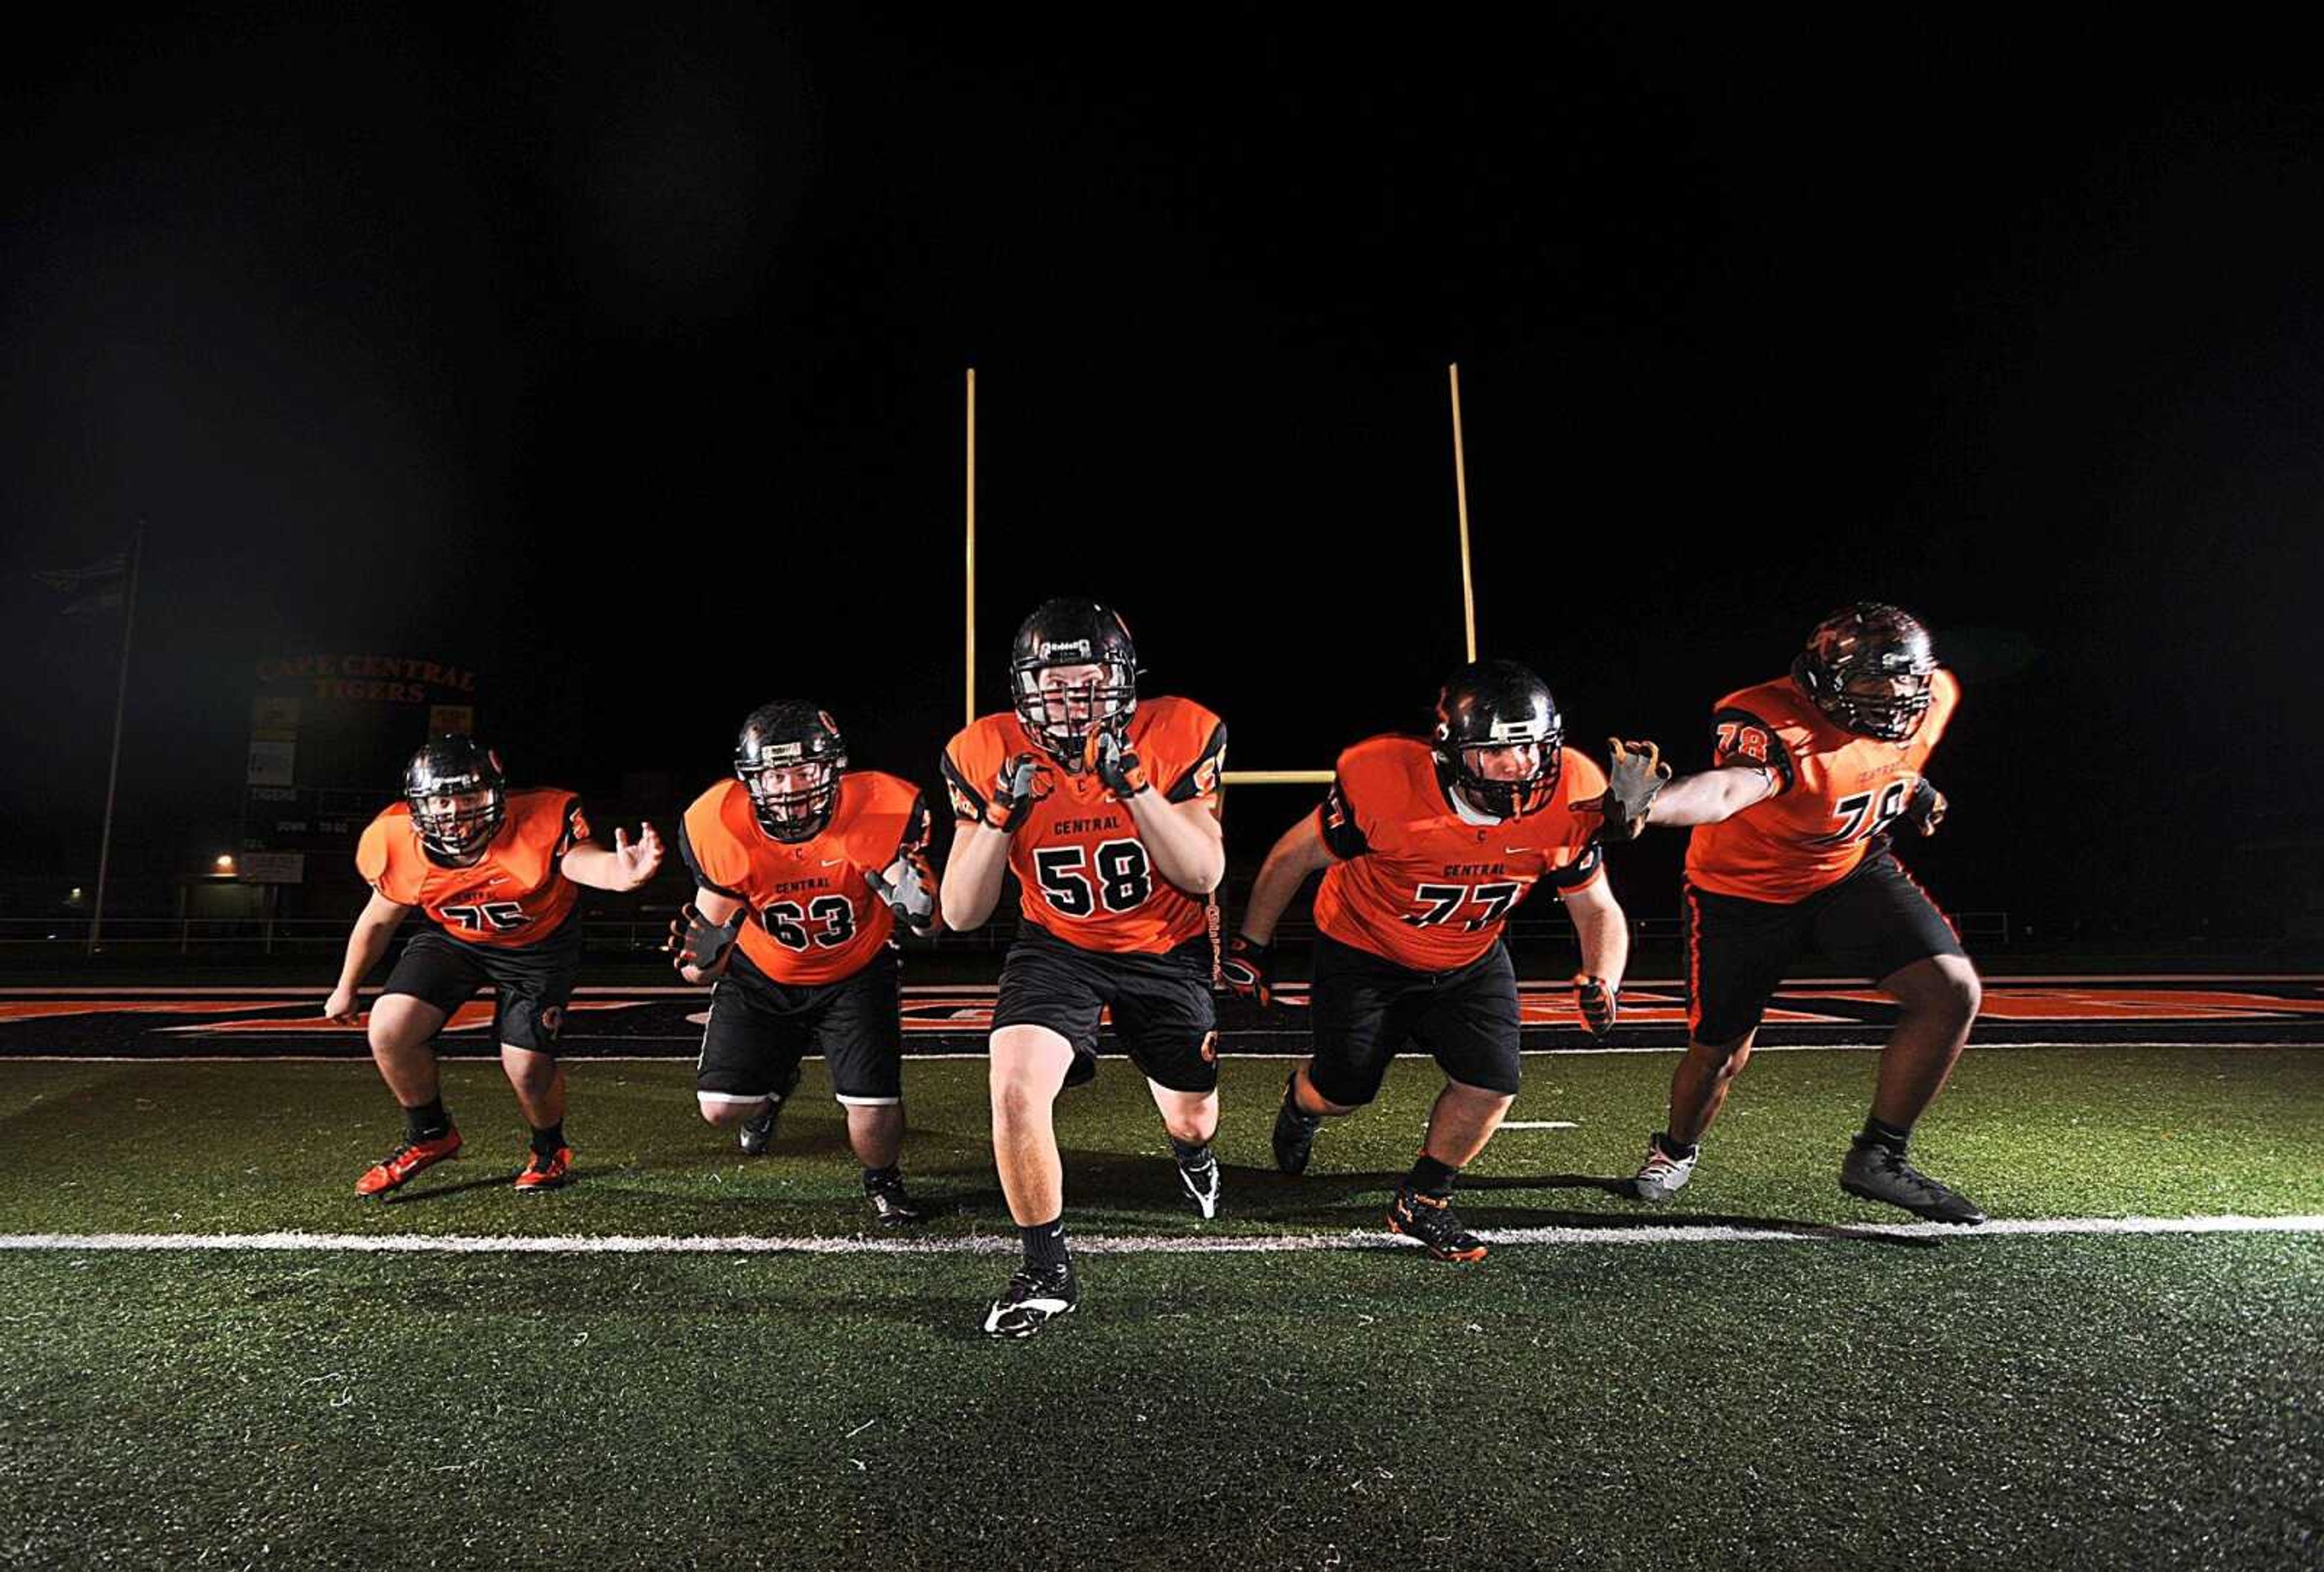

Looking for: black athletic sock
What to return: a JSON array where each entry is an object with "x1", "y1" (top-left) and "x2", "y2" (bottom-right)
[
  {"x1": 1169, "y1": 1136, "x2": 1213, "y2": 1168},
  {"x1": 1020, "y1": 1218, "x2": 1070, "y2": 1274},
  {"x1": 1653, "y1": 1130, "x2": 1699, "y2": 1161},
  {"x1": 404, "y1": 1098, "x2": 450, "y2": 1142},
  {"x1": 1857, "y1": 1117, "x2": 1911, "y2": 1156},
  {"x1": 530, "y1": 1122, "x2": 565, "y2": 1157},
  {"x1": 1407, "y1": 1154, "x2": 1460, "y2": 1199},
  {"x1": 862, "y1": 1163, "x2": 902, "y2": 1193}
]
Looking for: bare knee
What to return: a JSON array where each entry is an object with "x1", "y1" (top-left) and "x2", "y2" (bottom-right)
[
  {"x1": 1688, "y1": 1034, "x2": 1753, "y2": 1081},
  {"x1": 502, "y1": 1050, "x2": 557, "y2": 1099},
  {"x1": 1890, "y1": 956, "x2": 1981, "y2": 1033},
  {"x1": 1155, "y1": 1093, "x2": 1218, "y2": 1145}
]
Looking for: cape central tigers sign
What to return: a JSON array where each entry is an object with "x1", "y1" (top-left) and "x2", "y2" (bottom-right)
[{"x1": 256, "y1": 654, "x2": 479, "y2": 706}]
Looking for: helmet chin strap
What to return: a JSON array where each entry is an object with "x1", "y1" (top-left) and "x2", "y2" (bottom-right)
[{"x1": 1447, "y1": 783, "x2": 1504, "y2": 825}]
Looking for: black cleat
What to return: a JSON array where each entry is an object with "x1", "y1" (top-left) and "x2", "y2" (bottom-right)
[
  {"x1": 1272, "y1": 1071, "x2": 1324, "y2": 1176},
  {"x1": 1176, "y1": 1149, "x2": 1221, "y2": 1220},
  {"x1": 982, "y1": 1261, "x2": 1079, "y2": 1339},
  {"x1": 1386, "y1": 1182, "x2": 1488, "y2": 1263},
  {"x1": 1840, "y1": 1141, "x2": 1986, "y2": 1225},
  {"x1": 738, "y1": 1064, "x2": 804, "y2": 1157},
  {"x1": 865, "y1": 1176, "x2": 926, "y2": 1227}
]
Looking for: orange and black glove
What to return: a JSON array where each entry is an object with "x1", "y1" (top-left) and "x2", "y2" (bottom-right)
[
  {"x1": 1220, "y1": 934, "x2": 1275, "y2": 1007},
  {"x1": 1903, "y1": 779, "x2": 1948, "y2": 837},
  {"x1": 984, "y1": 753, "x2": 1052, "y2": 833},
  {"x1": 667, "y1": 903, "x2": 744, "y2": 975},
  {"x1": 1574, "y1": 973, "x2": 1618, "y2": 1037},
  {"x1": 1084, "y1": 728, "x2": 1151, "y2": 800}
]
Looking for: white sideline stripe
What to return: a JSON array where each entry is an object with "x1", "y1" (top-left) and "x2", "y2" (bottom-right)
[
  {"x1": 1500, "y1": 1120, "x2": 1580, "y2": 1130},
  {"x1": 6, "y1": 1041, "x2": 2319, "y2": 1067},
  {"x1": 1, "y1": 1215, "x2": 2320, "y2": 1257}
]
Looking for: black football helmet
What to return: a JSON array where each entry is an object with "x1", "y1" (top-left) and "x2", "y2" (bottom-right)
[
  {"x1": 735, "y1": 701, "x2": 847, "y2": 842},
  {"x1": 403, "y1": 735, "x2": 507, "y2": 866},
  {"x1": 1433, "y1": 660, "x2": 1564, "y2": 819},
  {"x1": 1009, "y1": 597, "x2": 1138, "y2": 766},
  {"x1": 1791, "y1": 602, "x2": 1938, "y2": 742}
]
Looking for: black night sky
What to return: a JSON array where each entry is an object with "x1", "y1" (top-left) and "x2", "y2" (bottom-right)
[{"x1": 4, "y1": 12, "x2": 2320, "y2": 945}]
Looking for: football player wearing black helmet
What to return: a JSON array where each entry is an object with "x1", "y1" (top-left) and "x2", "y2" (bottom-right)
[
  {"x1": 327, "y1": 738, "x2": 662, "y2": 1198},
  {"x1": 1227, "y1": 660, "x2": 1631, "y2": 1264},
  {"x1": 1594, "y1": 603, "x2": 1983, "y2": 1225},
  {"x1": 940, "y1": 597, "x2": 1229, "y2": 1337},
  {"x1": 671, "y1": 703, "x2": 939, "y2": 1228}
]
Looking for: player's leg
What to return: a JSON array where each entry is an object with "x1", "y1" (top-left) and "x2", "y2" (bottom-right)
[
  {"x1": 1388, "y1": 945, "x2": 1521, "y2": 1263},
  {"x1": 694, "y1": 970, "x2": 809, "y2": 1157},
  {"x1": 491, "y1": 927, "x2": 582, "y2": 1192},
  {"x1": 1825, "y1": 855, "x2": 1984, "y2": 1223},
  {"x1": 1633, "y1": 886, "x2": 1800, "y2": 1202},
  {"x1": 1275, "y1": 934, "x2": 1407, "y2": 1176},
  {"x1": 355, "y1": 932, "x2": 474, "y2": 1195},
  {"x1": 817, "y1": 952, "x2": 922, "y2": 1225},
  {"x1": 982, "y1": 933, "x2": 1104, "y2": 1338},
  {"x1": 1112, "y1": 940, "x2": 1224, "y2": 1218}
]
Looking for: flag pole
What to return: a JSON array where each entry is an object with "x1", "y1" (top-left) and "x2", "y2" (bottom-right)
[{"x1": 87, "y1": 525, "x2": 144, "y2": 955}]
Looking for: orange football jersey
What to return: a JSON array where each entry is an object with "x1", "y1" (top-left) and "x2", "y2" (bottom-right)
[
  {"x1": 1310, "y1": 735, "x2": 1607, "y2": 972},
  {"x1": 356, "y1": 788, "x2": 588, "y2": 946},
  {"x1": 940, "y1": 696, "x2": 1227, "y2": 955},
  {"x1": 1685, "y1": 669, "x2": 1959, "y2": 904},
  {"x1": 680, "y1": 772, "x2": 932, "y2": 986}
]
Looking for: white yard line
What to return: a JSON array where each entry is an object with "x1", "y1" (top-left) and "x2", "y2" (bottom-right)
[{"x1": 1, "y1": 1214, "x2": 2320, "y2": 1257}]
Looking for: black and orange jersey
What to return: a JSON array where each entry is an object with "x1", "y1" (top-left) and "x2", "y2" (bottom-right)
[
  {"x1": 356, "y1": 788, "x2": 588, "y2": 946},
  {"x1": 1310, "y1": 735, "x2": 1607, "y2": 972},
  {"x1": 940, "y1": 697, "x2": 1227, "y2": 956},
  {"x1": 678, "y1": 772, "x2": 931, "y2": 986},
  {"x1": 1686, "y1": 669, "x2": 1960, "y2": 904}
]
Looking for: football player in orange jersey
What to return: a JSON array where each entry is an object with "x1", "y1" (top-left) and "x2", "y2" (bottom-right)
[
  {"x1": 1223, "y1": 660, "x2": 1632, "y2": 1263},
  {"x1": 324, "y1": 736, "x2": 663, "y2": 1197},
  {"x1": 1593, "y1": 602, "x2": 1984, "y2": 1223},
  {"x1": 665, "y1": 702, "x2": 939, "y2": 1227},
  {"x1": 939, "y1": 597, "x2": 1227, "y2": 1338}
]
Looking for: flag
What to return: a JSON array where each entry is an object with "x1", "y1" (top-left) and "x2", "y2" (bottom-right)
[{"x1": 31, "y1": 550, "x2": 128, "y2": 616}]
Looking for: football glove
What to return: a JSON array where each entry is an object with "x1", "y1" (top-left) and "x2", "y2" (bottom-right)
[
  {"x1": 1903, "y1": 778, "x2": 1947, "y2": 837},
  {"x1": 862, "y1": 852, "x2": 939, "y2": 936},
  {"x1": 984, "y1": 752, "x2": 1052, "y2": 833},
  {"x1": 1574, "y1": 973, "x2": 1618, "y2": 1037},
  {"x1": 1219, "y1": 933, "x2": 1275, "y2": 1007},
  {"x1": 1084, "y1": 728, "x2": 1151, "y2": 800},
  {"x1": 667, "y1": 902, "x2": 744, "y2": 975},
  {"x1": 1580, "y1": 738, "x2": 1670, "y2": 842}
]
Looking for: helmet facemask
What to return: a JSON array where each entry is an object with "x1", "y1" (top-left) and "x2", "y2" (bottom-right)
[
  {"x1": 734, "y1": 705, "x2": 847, "y2": 843},
  {"x1": 1011, "y1": 659, "x2": 1137, "y2": 767},
  {"x1": 405, "y1": 748, "x2": 507, "y2": 868},
  {"x1": 1793, "y1": 603, "x2": 1938, "y2": 742},
  {"x1": 1431, "y1": 659, "x2": 1565, "y2": 820}
]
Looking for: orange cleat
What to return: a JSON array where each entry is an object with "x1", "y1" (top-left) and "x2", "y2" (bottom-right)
[
  {"x1": 355, "y1": 1128, "x2": 463, "y2": 1197},
  {"x1": 513, "y1": 1146, "x2": 573, "y2": 1194}
]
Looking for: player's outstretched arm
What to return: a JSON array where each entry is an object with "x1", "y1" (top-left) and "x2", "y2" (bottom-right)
[
  {"x1": 1641, "y1": 763, "x2": 1779, "y2": 829},
  {"x1": 324, "y1": 890, "x2": 413, "y2": 1022},
  {"x1": 1238, "y1": 813, "x2": 1340, "y2": 947},
  {"x1": 1221, "y1": 812, "x2": 1342, "y2": 1007},
  {"x1": 562, "y1": 824, "x2": 664, "y2": 892}
]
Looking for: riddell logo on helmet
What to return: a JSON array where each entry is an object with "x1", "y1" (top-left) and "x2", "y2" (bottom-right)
[
  {"x1": 765, "y1": 743, "x2": 805, "y2": 761},
  {"x1": 1040, "y1": 639, "x2": 1092, "y2": 660},
  {"x1": 1488, "y1": 719, "x2": 1545, "y2": 742}
]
